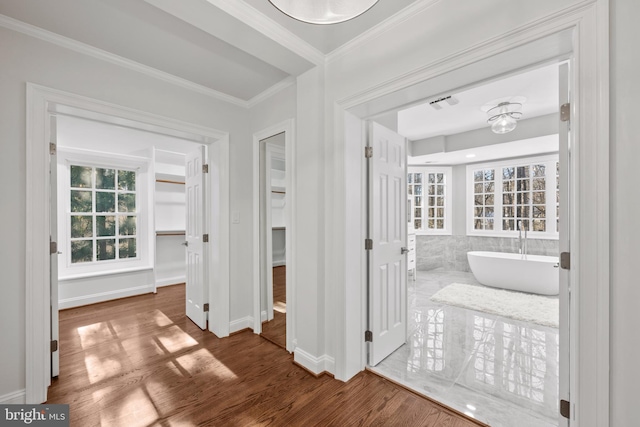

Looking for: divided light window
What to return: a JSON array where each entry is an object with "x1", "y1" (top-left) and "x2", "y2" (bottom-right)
[
  {"x1": 408, "y1": 167, "x2": 452, "y2": 235},
  {"x1": 467, "y1": 155, "x2": 558, "y2": 238},
  {"x1": 69, "y1": 165, "x2": 138, "y2": 263}
]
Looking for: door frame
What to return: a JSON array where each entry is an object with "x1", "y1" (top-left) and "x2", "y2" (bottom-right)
[
  {"x1": 25, "y1": 83, "x2": 231, "y2": 403},
  {"x1": 252, "y1": 119, "x2": 296, "y2": 352},
  {"x1": 332, "y1": 4, "x2": 609, "y2": 426}
]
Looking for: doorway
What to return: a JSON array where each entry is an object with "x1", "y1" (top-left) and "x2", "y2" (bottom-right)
[
  {"x1": 25, "y1": 84, "x2": 230, "y2": 403},
  {"x1": 252, "y1": 120, "x2": 296, "y2": 352}
]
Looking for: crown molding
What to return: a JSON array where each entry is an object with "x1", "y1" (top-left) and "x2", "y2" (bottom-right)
[
  {"x1": 0, "y1": 14, "x2": 249, "y2": 108},
  {"x1": 206, "y1": 0, "x2": 325, "y2": 66},
  {"x1": 326, "y1": 0, "x2": 441, "y2": 63},
  {"x1": 247, "y1": 76, "x2": 296, "y2": 108}
]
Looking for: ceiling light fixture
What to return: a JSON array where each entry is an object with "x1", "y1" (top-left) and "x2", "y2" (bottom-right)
[
  {"x1": 486, "y1": 101, "x2": 523, "y2": 134},
  {"x1": 268, "y1": 0, "x2": 379, "y2": 24}
]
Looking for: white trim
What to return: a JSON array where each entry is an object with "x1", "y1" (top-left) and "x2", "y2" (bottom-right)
[
  {"x1": 293, "y1": 348, "x2": 335, "y2": 376},
  {"x1": 0, "y1": 390, "x2": 26, "y2": 405},
  {"x1": 0, "y1": 14, "x2": 248, "y2": 108},
  {"x1": 326, "y1": 0, "x2": 441, "y2": 62},
  {"x1": 59, "y1": 266, "x2": 153, "y2": 281},
  {"x1": 331, "y1": 4, "x2": 609, "y2": 426},
  {"x1": 252, "y1": 119, "x2": 296, "y2": 353},
  {"x1": 58, "y1": 284, "x2": 154, "y2": 310},
  {"x1": 155, "y1": 276, "x2": 186, "y2": 287},
  {"x1": 204, "y1": 0, "x2": 324, "y2": 66},
  {"x1": 247, "y1": 78, "x2": 297, "y2": 109},
  {"x1": 26, "y1": 84, "x2": 231, "y2": 403},
  {"x1": 229, "y1": 316, "x2": 254, "y2": 334}
]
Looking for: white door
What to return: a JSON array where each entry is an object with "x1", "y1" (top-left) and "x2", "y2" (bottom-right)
[
  {"x1": 558, "y1": 62, "x2": 571, "y2": 425},
  {"x1": 368, "y1": 122, "x2": 408, "y2": 366},
  {"x1": 185, "y1": 146, "x2": 207, "y2": 330},
  {"x1": 50, "y1": 114, "x2": 59, "y2": 378}
]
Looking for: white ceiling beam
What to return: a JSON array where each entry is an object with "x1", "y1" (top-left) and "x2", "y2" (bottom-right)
[{"x1": 144, "y1": 0, "x2": 322, "y2": 77}]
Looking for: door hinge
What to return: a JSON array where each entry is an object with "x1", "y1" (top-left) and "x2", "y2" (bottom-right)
[
  {"x1": 202, "y1": 234, "x2": 209, "y2": 243},
  {"x1": 51, "y1": 340, "x2": 58, "y2": 353},
  {"x1": 202, "y1": 164, "x2": 209, "y2": 173},
  {"x1": 365, "y1": 330, "x2": 373, "y2": 342},
  {"x1": 203, "y1": 303, "x2": 209, "y2": 312},
  {"x1": 560, "y1": 399, "x2": 570, "y2": 419},
  {"x1": 50, "y1": 241, "x2": 58, "y2": 255},
  {"x1": 365, "y1": 146, "x2": 373, "y2": 158},
  {"x1": 49, "y1": 142, "x2": 57, "y2": 155},
  {"x1": 365, "y1": 239, "x2": 373, "y2": 250},
  {"x1": 560, "y1": 103, "x2": 571, "y2": 122},
  {"x1": 560, "y1": 252, "x2": 570, "y2": 270}
]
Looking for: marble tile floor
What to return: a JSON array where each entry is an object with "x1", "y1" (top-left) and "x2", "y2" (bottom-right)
[{"x1": 370, "y1": 269, "x2": 560, "y2": 427}]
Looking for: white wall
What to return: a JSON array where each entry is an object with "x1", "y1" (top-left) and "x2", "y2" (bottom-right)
[
  {"x1": 0, "y1": 25, "x2": 252, "y2": 399},
  {"x1": 609, "y1": 0, "x2": 640, "y2": 424}
]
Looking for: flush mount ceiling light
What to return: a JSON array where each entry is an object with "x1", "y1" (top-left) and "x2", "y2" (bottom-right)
[
  {"x1": 268, "y1": 0, "x2": 379, "y2": 24},
  {"x1": 486, "y1": 102, "x2": 523, "y2": 134}
]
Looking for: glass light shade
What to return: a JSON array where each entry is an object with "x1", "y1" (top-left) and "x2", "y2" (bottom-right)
[
  {"x1": 491, "y1": 114, "x2": 518, "y2": 134},
  {"x1": 269, "y1": 0, "x2": 379, "y2": 24}
]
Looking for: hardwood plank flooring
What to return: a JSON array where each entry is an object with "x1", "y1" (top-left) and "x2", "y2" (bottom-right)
[
  {"x1": 47, "y1": 284, "x2": 487, "y2": 427},
  {"x1": 260, "y1": 265, "x2": 286, "y2": 349}
]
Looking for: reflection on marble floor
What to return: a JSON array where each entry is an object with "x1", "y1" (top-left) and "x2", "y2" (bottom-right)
[{"x1": 371, "y1": 270, "x2": 559, "y2": 427}]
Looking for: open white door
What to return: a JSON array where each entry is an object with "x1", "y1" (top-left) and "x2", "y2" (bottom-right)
[
  {"x1": 368, "y1": 122, "x2": 408, "y2": 366},
  {"x1": 558, "y1": 62, "x2": 571, "y2": 425},
  {"x1": 185, "y1": 146, "x2": 207, "y2": 330},
  {"x1": 50, "y1": 114, "x2": 59, "y2": 378}
]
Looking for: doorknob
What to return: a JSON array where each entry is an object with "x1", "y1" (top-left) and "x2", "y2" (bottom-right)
[
  {"x1": 401, "y1": 247, "x2": 409, "y2": 254},
  {"x1": 182, "y1": 241, "x2": 188, "y2": 247}
]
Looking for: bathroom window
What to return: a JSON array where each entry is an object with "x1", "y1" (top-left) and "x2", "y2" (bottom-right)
[
  {"x1": 58, "y1": 148, "x2": 151, "y2": 279},
  {"x1": 408, "y1": 167, "x2": 452, "y2": 235},
  {"x1": 467, "y1": 155, "x2": 559, "y2": 238}
]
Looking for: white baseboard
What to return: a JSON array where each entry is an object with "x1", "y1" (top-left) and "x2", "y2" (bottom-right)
[
  {"x1": 59, "y1": 284, "x2": 154, "y2": 309},
  {"x1": 294, "y1": 348, "x2": 335, "y2": 376},
  {"x1": 0, "y1": 389, "x2": 26, "y2": 404},
  {"x1": 155, "y1": 276, "x2": 186, "y2": 287},
  {"x1": 229, "y1": 316, "x2": 253, "y2": 334}
]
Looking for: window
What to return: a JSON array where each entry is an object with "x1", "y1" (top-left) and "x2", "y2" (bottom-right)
[
  {"x1": 408, "y1": 167, "x2": 452, "y2": 235},
  {"x1": 58, "y1": 149, "x2": 150, "y2": 278},
  {"x1": 467, "y1": 155, "x2": 558, "y2": 238},
  {"x1": 69, "y1": 165, "x2": 138, "y2": 263}
]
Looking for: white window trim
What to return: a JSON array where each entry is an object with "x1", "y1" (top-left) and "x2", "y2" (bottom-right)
[
  {"x1": 408, "y1": 166, "x2": 453, "y2": 236},
  {"x1": 57, "y1": 147, "x2": 153, "y2": 279},
  {"x1": 466, "y1": 154, "x2": 559, "y2": 239}
]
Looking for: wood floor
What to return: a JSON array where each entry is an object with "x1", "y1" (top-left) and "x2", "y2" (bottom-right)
[
  {"x1": 47, "y1": 284, "x2": 487, "y2": 427},
  {"x1": 260, "y1": 265, "x2": 286, "y2": 349}
]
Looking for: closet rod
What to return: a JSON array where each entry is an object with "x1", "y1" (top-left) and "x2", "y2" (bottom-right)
[
  {"x1": 156, "y1": 179, "x2": 185, "y2": 185},
  {"x1": 156, "y1": 231, "x2": 186, "y2": 236}
]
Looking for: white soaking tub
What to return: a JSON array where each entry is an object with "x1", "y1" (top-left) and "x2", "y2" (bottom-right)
[{"x1": 467, "y1": 251, "x2": 559, "y2": 295}]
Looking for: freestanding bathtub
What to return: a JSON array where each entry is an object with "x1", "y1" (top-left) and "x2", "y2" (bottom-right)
[{"x1": 467, "y1": 251, "x2": 559, "y2": 295}]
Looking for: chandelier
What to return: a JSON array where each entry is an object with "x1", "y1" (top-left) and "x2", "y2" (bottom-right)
[
  {"x1": 486, "y1": 102, "x2": 523, "y2": 134},
  {"x1": 268, "y1": 0, "x2": 379, "y2": 24}
]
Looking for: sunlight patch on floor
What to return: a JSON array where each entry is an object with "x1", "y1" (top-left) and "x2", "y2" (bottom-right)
[
  {"x1": 84, "y1": 352, "x2": 125, "y2": 384},
  {"x1": 176, "y1": 348, "x2": 237, "y2": 380},
  {"x1": 100, "y1": 388, "x2": 159, "y2": 427},
  {"x1": 156, "y1": 325, "x2": 198, "y2": 353},
  {"x1": 77, "y1": 322, "x2": 116, "y2": 349}
]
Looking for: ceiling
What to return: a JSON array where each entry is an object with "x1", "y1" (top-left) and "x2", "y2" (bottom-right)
[{"x1": 0, "y1": 0, "x2": 422, "y2": 103}]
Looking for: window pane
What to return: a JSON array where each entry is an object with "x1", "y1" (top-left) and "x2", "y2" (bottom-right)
[
  {"x1": 71, "y1": 216, "x2": 93, "y2": 238},
  {"x1": 428, "y1": 219, "x2": 435, "y2": 229},
  {"x1": 437, "y1": 174, "x2": 444, "y2": 184},
  {"x1": 517, "y1": 206, "x2": 530, "y2": 218},
  {"x1": 119, "y1": 238, "x2": 137, "y2": 258},
  {"x1": 436, "y1": 208, "x2": 444, "y2": 218},
  {"x1": 503, "y1": 219, "x2": 515, "y2": 231},
  {"x1": 408, "y1": 186, "x2": 413, "y2": 195},
  {"x1": 96, "y1": 168, "x2": 116, "y2": 190},
  {"x1": 485, "y1": 207, "x2": 494, "y2": 218},
  {"x1": 415, "y1": 196, "x2": 422, "y2": 207},
  {"x1": 503, "y1": 207, "x2": 514, "y2": 218},
  {"x1": 436, "y1": 197, "x2": 444, "y2": 207},
  {"x1": 474, "y1": 218, "x2": 482, "y2": 230},
  {"x1": 532, "y1": 178, "x2": 545, "y2": 191},
  {"x1": 71, "y1": 240, "x2": 93, "y2": 263},
  {"x1": 427, "y1": 208, "x2": 434, "y2": 218},
  {"x1": 97, "y1": 216, "x2": 116, "y2": 237},
  {"x1": 516, "y1": 193, "x2": 530, "y2": 204},
  {"x1": 484, "y1": 219, "x2": 494, "y2": 230},
  {"x1": 503, "y1": 193, "x2": 514, "y2": 205},
  {"x1": 436, "y1": 219, "x2": 444, "y2": 229},
  {"x1": 96, "y1": 192, "x2": 116, "y2": 212},
  {"x1": 97, "y1": 239, "x2": 116, "y2": 261},
  {"x1": 503, "y1": 180, "x2": 514, "y2": 192},
  {"x1": 474, "y1": 183, "x2": 483, "y2": 193},
  {"x1": 436, "y1": 185, "x2": 444, "y2": 196},
  {"x1": 533, "y1": 219, "x2": 546, "y2": 232},
  {"x1": 119, "y1": 216, "x2": 137, "y2": 236},
  {"x1": 475, "y1": 207, "x2": 483, "y2": 217},
  {"x1": 533, "y1": 192, "x2": 546, "y2": 204},
  {"x1": 414, "y1": 174, "x2": 422, "y2": 184},
  {"x1": 503, "y1": 167, "x2": 515, "y2": 180},
  {"x1": 474, "y1": 171, "x2": 483, "y2": 182},
  {"x1": 533, "y1": 206, "x2": 546, "y2": 218},
  {"x1": 484, "y1": 182, "x2": 494, "y2": 193},
  {"x1": 517, "y1": 166, "x2": 529, "y2": 178},
  {"x1": 407, "y1": 174, "x2": 413, "y2": 184},
  {"x1": 474, "y1": 195, "x2": 483, "y2": 205},
  {"x1": 118, "y1": 170, "x2": 136, "y2": 191},
  {"x1": 415, "y1": 208, "x2": 422, "y2": 219},
  {"x1": 414, "y1": 185, "x2": 422, "y2": 196},
  {"x1": 533, "y1": 164, "x2": 546, "y2": 177},
  {"x1": 428, "y1": 185, "x2": 435, "y2": 195},
  {"x1": 517, "y1": 179, "x2": 530, "y2": 191},
  {"x1": 70, "y1": 190, "x2": 92, "y2": 212},
  {"x1": 118, "y1": 194, "x2": 136, "y2": 212},
  {"x1": 485, "y1": 195, "x2": 494, "y2": 205},
  {"x1": 70, "y1": 165, "x2": 92, "y2": 188},
  {"x1": 414, "y1": 219, "x2": 422, "y2": 229},
  {"x1": 428, "y1": 197, "x2": 435, "y2": 207},
  {"x1": 484, "y1": 169, "x2": 494, "y2": 181},
  {"x1": 428, "y1": 173, "x2": 435, "y2": 184}
]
